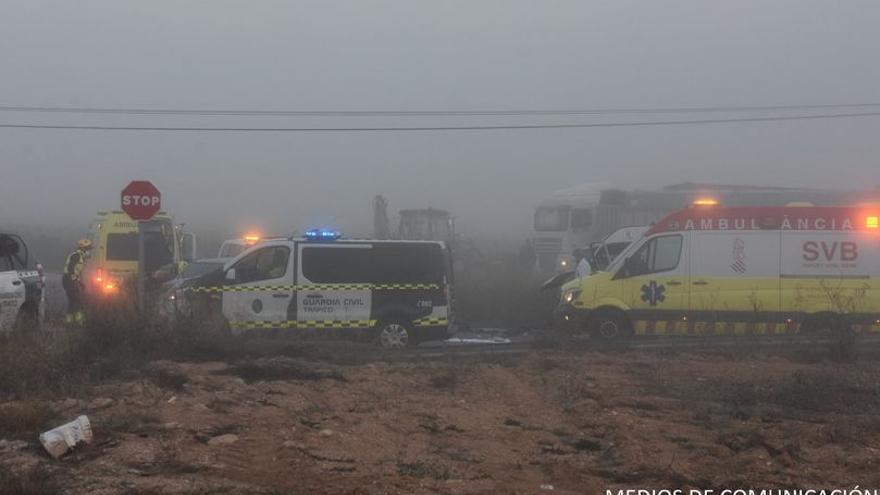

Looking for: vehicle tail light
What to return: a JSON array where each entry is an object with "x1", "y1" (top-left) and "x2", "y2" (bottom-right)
[{"x1": 94, "y1": 267, "x2": 104, "y2": 284}]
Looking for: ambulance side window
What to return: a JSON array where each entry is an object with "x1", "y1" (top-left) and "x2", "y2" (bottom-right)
[
  {"x1": 229, "y1": 246, "x2": 290, "y2": 284},
  {"x1": 620, "y1": 235, "x2": 682, "y2": 278}
]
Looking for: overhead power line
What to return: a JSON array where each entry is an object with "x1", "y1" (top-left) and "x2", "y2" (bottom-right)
[
  {"x1": 0, "y1": 102, "x2": 880, "y2": 117},
  {"x1": 0, "y1": 111, "x2": 879, "y2": 132}
]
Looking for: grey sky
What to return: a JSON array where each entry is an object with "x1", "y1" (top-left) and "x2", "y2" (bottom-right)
[{"x1": 1, "y1": 0, "x2": 878, "y2": 237}]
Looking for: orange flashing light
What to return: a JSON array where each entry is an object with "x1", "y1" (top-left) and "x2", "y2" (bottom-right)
[
  {"x1": 693, "y1": 198, "x2": 718, "y2": 206},
  {"x1": 244, "y1": 234, "x2": 261, "y2": 245},
  {"x1": 867, "y1": 216, "x2": 879, "y2": 229}
]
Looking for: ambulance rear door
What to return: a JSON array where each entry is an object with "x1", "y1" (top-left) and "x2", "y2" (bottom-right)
[{"x1": 781, "y1": 230, "x2": 878, "y2": 316}]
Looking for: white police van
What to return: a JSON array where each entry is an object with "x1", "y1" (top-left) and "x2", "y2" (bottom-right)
[
  {"x1": 0, "y1": 233, "x2": 44, "y2": 332},
  {"x1": 189, "y1": 230, "x2": 453, "y2": 348}
]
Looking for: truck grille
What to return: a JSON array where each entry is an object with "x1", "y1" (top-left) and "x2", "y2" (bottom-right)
[{"x1": 532, "y1": 237, "x2": 562, "y2": 254}]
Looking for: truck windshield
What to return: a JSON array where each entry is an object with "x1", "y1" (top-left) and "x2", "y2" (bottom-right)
[{"x1": 534, "y1": 206, "x2": 570, "y2": 232}]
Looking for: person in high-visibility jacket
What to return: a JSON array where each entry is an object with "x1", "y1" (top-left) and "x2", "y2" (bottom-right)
[{"x1": 63, "y1": 239, "x2": 93, "y2": 324}]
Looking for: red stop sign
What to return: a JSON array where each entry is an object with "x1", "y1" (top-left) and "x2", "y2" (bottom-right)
[{"x1": 121, "y1": 181, "x2": 161, "y2": 221}]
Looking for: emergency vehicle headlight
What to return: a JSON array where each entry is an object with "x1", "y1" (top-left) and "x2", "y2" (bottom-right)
[
  {"x1": 563, "y1": 289, "x2": 582, "y2": 304},
  {"x1": 305, "y1": 228, "x2": 341, "y2": 241},
  {"x1": 560, "y1": 260, "x2": 568, "y2": 267},
  {"x1": 867, "y1": 216, "x2": 879, "y2": 229}
]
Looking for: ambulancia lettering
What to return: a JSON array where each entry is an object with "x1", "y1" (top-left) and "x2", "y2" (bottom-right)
[{"x1": 682, "y1": 217, "x2": 854, "y2": 231}]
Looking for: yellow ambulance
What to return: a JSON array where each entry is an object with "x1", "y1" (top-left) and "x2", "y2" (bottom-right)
[
  {"x1": 557, "y1": 203, "x2": 880, "y2": 339},
  {"x1": 83, "y1": 211, "x2": 195, "y2": 301}
]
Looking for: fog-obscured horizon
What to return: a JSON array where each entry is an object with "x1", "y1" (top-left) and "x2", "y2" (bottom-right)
[{"x1": 2, "y1": 0, "x2": 879, "y2": 240}]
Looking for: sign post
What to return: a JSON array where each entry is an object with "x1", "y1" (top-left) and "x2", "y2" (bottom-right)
[{"x1": 121, "y1": 181, "x2": 161, "y2": 312}]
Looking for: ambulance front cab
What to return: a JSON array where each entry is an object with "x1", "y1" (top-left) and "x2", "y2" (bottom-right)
[{"x1": 560, "y1": 203, "x2": 880, "y2": 340}]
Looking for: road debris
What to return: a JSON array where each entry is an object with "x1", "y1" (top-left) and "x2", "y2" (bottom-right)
[{"x1": 39, "y1": 415, "x2": 93, "y2": 459}]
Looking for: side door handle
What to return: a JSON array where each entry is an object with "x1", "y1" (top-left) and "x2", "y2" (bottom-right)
[
  {"x1": 11, "y1": 280, "x2": 22, "y2": 286},
  {"x1": 692, "y1": 280, "x2": 709, "y2": 286},
  {"x1": 272, "y1": 293, "x2": 290, "y2": 298}
]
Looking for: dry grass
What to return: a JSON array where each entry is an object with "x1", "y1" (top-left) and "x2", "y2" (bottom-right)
[
  {"x1": 0, "y1": 465, "x2": 61, "y2": 495},
  {"x1": 0, "y1": 401, "x2": 58, "y2": 439}
]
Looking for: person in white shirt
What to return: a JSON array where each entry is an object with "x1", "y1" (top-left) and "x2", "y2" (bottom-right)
[{"x1": 573, "y1": 248, "x2": 592, "y2": 279}]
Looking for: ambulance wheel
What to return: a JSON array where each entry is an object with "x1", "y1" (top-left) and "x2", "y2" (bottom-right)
[
  {"x1": 376, "y1": 319, "x2": 415, "y2": 350},
  {"x1": 590, "y1": 311, "x2": 631, "y2": 341}
]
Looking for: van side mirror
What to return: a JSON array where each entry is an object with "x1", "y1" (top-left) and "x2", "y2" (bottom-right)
[{"x1": 225, "y1": 268, "x2": 236, "y2": 282}]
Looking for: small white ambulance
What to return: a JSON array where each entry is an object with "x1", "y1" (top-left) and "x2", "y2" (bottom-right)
[{"x1": 559, "y1": 204, "x2": 880, "y2": 339}]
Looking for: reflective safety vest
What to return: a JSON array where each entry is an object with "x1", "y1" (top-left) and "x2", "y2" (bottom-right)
[{"x1": 64, "y1": 249, "x2": 87, "y2": 281}]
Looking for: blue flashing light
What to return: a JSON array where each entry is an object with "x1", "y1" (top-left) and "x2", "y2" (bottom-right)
[{"x1": 305, "y1": 228, "x2": 341, "y2": 241}]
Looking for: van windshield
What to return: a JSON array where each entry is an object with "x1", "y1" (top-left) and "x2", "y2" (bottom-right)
[{"x1": 218, "y1": 243, "x2": 245, "y2": 258}]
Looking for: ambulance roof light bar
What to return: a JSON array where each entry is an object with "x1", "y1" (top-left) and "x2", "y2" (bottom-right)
[
  {"x1": 692, "y1": 198, "x2": 718, "y2": 206},
  {"x1": 243, "y1": 234, "x2": 261, "y2": 245},
  {"x1": 305, "y1": 228, "x2": 341, "y2": 241}
]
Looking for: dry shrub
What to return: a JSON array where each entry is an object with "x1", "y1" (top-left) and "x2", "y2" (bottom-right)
[
  {"x1": 222, "y1": 357, "x2": 345, "y2": 384},
  {"x1": 0, "y1": 465, "x2": 60, "y2": 495},
  {"x1": 396, "y1": 459, "x2": 451, "y2": 480},
  {"x1": 429, "y1": 366, "x2": 460, "y2": 392},
  {"x1": 656, "y1": 366, "x2": 880, "y2": 418},
  {"x1": 0, "y1": 401, "x2": 57, "y2": 438},
  {"x1": 0, "y1": 331, "x2": 88, "y2": 399},
  {"x1": 0, "y1": 301, "x2": 238, "y2": 399}
]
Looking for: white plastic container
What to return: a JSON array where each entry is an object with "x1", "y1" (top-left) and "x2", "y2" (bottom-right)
[{"x1": 39, "y1": 415, "x2": 93, "y2": 458}]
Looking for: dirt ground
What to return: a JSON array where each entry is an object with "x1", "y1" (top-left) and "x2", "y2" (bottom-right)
[{"x1": 2, "y1": 344, "x2": 880, "y2": 494}]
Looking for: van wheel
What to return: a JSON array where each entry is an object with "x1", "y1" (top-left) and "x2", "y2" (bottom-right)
[
  {"x1": 590, "y1": 311, "x2": 630, "y2": 341},
  {"x1": 376, "y1": 319, "x2": 415, "y2": 350}
]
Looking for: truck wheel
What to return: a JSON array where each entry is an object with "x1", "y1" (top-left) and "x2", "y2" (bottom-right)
[
  {"x1": 376, "y1": 319, "x2": 415, "y2": 349},
  {"x1": 590, "y1": 311, "x2": 630, "y2": 341}
]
